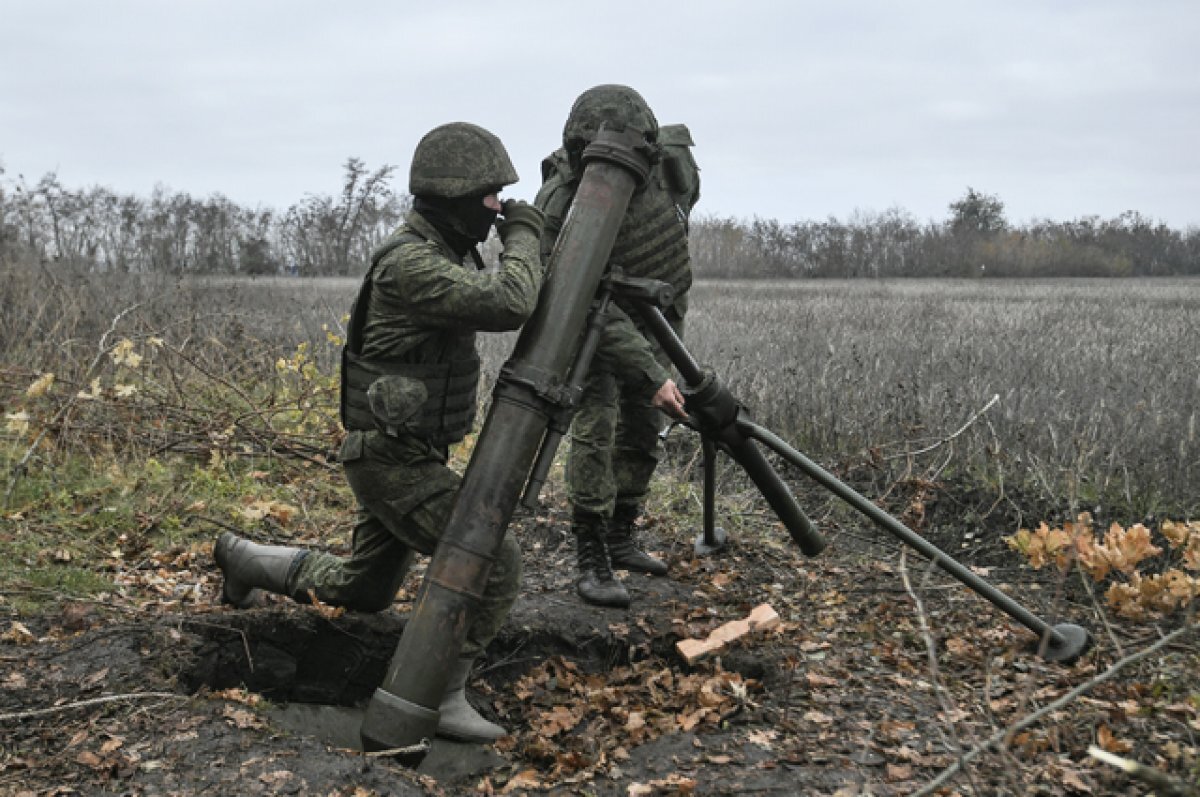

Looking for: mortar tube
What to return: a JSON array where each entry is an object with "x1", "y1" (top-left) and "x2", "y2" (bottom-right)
[{"x1": 359, "y1": 127, "x2": 652, "y2": 755}]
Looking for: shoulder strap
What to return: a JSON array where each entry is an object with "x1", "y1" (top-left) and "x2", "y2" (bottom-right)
[{"x1": 346, "y1": 231, "x2": 422, "y2": 356}]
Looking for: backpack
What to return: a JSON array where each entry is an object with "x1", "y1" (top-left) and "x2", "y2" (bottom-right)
[{"x1": 658, "y1": 123, "x2": 701, "y2": 220}]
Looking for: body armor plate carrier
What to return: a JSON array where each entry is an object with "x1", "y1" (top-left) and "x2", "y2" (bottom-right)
[{"x1": 340, "y1": 232, "x2": 480, "y2": 448}]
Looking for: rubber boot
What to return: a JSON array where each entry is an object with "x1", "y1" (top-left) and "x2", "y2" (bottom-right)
[
  {"x1": 572, "y1": 510, "x2": 630, "y2": 608},
  {"x1": 213, "y1": 532, "x2": 305, "y2": 608},
  {"x1": 606, "y1": 503, "x2": 668, "y2": 576},
  {"x1": 437, "y1": 658, "x2": 507, "y2": 742}
]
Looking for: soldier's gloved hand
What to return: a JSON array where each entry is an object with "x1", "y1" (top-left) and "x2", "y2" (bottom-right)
[{"x1": 497, "y1": 199, "x2": 545, "y2": 242}]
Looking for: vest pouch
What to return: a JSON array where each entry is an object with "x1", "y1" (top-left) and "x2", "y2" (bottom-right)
[
  {"x1": 367, "y1": 376, "x2": 429, "y2": 437},
  {"x1": 658, "y1": 124, "x2": 700, "y2": 218}
]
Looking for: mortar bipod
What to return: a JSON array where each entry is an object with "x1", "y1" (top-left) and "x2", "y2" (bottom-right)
[
  {"x1": 615, "y1": 276, "x2": 1091, "y2": 664},
  {"x1": 693, "y1": 436, "x2": 728, "y2": 555}
]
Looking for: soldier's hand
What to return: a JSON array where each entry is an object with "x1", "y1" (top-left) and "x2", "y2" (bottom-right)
[
  {"x1": 651, "y1": 379, "x2": 687, "y2": 419},
  {"x1": 497, "y1": 199, "x2": 545, "y2": 242}
]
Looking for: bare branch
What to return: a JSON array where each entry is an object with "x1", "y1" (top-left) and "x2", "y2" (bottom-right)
[
  {"x1": 0, "y1": 692, "x2": 183, "y2": 722},
  {"x1": 912, "y1": 622, "x2": 1197, "y2": 796}
]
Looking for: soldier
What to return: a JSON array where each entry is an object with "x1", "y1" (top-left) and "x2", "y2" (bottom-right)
[
  {"x1": 535, "y1": 85, "x2": 699, "y2": 608},
  {"x1": 213, "y1": 122, "x2": 546, "y2": 743}
]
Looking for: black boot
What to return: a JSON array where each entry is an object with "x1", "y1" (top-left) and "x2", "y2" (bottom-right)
[
  {"x1": 606, "y1": 504, "x2": 668, "y2": 576},
  {"x1": 572, "y1": 511, "x2": 630, "y2": 608},
  {"x1": 213, "y1": 532, "x2": 306, "y2": 608}
]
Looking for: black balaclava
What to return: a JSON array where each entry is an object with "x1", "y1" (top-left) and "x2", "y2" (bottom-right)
[{"x1": 413, "y1": 193, "x2": 498, "y2": 257}]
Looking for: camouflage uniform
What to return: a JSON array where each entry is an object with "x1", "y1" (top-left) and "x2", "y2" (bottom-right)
[
  {"x1": 293, "y1": 208, "x2": 542, "y2": 657},
  {"x1": 535, "y1": 85, "x2": 700, "y2": 606},
  {"x1": 215, "y1": 123, "x2": 541, "y2": 742},
  {"x1": 536, "y1": 158, "x2": 692, "y2": 519}
]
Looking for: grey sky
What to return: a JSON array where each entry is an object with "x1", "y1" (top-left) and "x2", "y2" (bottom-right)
[{"x1": 2, "y1": 0, "x2": 1197, "y2": 228}]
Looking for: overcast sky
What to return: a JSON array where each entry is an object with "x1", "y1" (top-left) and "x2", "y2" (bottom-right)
[{"x1": 2, "y1": 1, "x2": 1197, "y2": 228}]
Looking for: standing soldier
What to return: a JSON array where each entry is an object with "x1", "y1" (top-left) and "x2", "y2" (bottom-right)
[
  {"x1": 535, "y1": 85, "x2": 699, "y2": 608},
  {"x1": 213, "y1": 122, "x2": 546, "y2": 743}
]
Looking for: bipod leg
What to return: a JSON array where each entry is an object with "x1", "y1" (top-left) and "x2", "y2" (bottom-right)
[
  {"x1": 694, "y1": 436, "x2": 728, "y2": 556},
  {"x1": 626, "y1": 296, "x2": 825, "y2": 555},
  {"x1": 738, "y1": 418, "x2": 1090, "y2": 663}
]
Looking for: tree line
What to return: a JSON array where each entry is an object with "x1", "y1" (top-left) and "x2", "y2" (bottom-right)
[
  {"x1": 0, "y1": 158, "x2": 403, "y2": 276},
  {"x1": 2, "y1": 160, "x2": 1197, "y2": 278}
]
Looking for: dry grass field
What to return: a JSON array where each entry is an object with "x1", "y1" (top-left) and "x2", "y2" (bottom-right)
[
  {"x1": 2, "y1": 267, "x2": 1198, "y2": 795},
  {"x1": 122, "y1": 273, "x2": 1196, "y2": 518},
  {"x1": 686, "y1": 278, "x2": 1199, "y2": 516}
]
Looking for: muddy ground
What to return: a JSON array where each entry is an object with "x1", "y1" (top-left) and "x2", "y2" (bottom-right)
[{"x1": 2, "y1": 487, "x2": 1196, "y2": 796}]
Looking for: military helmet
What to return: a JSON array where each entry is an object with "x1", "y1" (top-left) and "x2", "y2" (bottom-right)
[
  {"x1": 409, "y1": 122, "x2": 519, "y2": 198},
  {"x1": 562, "y1": 84, "x2": 660, "y2": 149}
]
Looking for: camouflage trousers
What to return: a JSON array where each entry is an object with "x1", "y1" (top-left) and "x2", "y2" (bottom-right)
[
  {"x1": 566, "y1": 313, "x2": 682, "y2": 521},
  {"x1": 291, "y1": 429, "x2": 522, "y2": 658}
]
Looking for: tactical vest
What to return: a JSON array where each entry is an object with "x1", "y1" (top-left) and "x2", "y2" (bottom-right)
[
  {"x1": 608, "y1": 181, "x2": 693, "y2": 303},
  {"x1": 537, "y1": 125, "x2": 698, "y2": 307},
  {"x1": 340, "y1": 231, "x2": 481, "y2": 447}
]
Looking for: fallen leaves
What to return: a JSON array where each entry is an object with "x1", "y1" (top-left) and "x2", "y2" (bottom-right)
[
  {"x1": 627, "y1": 773, "x2": 697, "y2": 795},
  {"x1": 222, "y1": 704, "x2": 267, "y2": 730},
  {"x1": 504, "y1": 655, "x2": 760, "y2": 781},
  {"x1": 533, "y1": 704, "x2": 583, "y2": 737},
  {"x1": 239, "y1": 499, "x2": 299, "y2": 526}
]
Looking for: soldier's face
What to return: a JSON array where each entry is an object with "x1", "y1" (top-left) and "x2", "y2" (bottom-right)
[{"x1": 483, "y1": 194, "x2": 501, "y2": 212}]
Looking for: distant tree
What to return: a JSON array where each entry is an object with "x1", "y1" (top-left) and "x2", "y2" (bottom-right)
[
  {"x1": 689, "y1": 214, "x2": 746, "y2": 278},
  {"x1": 281, "y1": 158, "x2": 402, "y2": 276},
  {"x1": 949, "y1": 187, "x2": 1007, "y2": 236},
  {"x1": 94, "y1": 190, "x2": 143, "y2": 272},
  {"x1": 0, "y1": 161, "x2": 14, "y2": 259},
  {"x1": 239, "y1": 236, "x2": 276, "y2": 275}
]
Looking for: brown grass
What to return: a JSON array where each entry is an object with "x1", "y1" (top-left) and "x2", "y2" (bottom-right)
[{"x1": 4, "y1": 262, "x2": 1196, "y2": 518}]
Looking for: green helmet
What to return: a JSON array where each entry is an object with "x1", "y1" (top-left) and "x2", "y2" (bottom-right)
[
  {"x1": 409, "y1": 122, "x2": 519, "y2": 198},
  {"x1": 562, "y1": 84, "x2": 659, "y2": 150}
]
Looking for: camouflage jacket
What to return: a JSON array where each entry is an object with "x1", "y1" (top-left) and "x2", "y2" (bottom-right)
[{"x1": 340, "y1": 210, "x2": 542, "y2": 446}]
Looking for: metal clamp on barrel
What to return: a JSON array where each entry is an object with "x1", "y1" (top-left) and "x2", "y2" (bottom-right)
[
  {"x1": 608, "y1": 273, "x2": 676, "y2": 309},
  {"x1": 581, "y1": 125, "x2": 654, "y2": 186},
  {"x1": 493, "y1": 360, "x2": 581, "y2": 417}
]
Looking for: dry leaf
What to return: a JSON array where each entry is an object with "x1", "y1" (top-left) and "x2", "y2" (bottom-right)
[
  {"x1": 25, "y1": 372, "x2": 55, "y2": 398},
  {"x1": 222, "y1": 705, "x2": 265, "y2": 729},
  {"x1": 1061, "y1": 767, "x2": 1092, "y2": 793},
  {"x1": 2, "y1": 622, "x2": 35, "y2": 645},
  {"x1": 213, "y1": 688, "x2": 262, "y2": 706},
  {"x1": 75, "y1": 751, "x2": 104, "y2": 768},
  {"x1": 502, "y1": 769, "x2": 543, "y2": 794},
  {"x1": 259, "y1": 770, "x2": 295, "y2": 786},
  {"x1": 747, "y1": 729, "x2": 778, "y2": 749},
  {"x1": 534, "y1": 704, "x2": 581, "y2": 737},
  {"x1": 1097, "y1": 724, "x2": 1132, "y2": 754},
  {"x1": 81, "y1": 667, "x2": 110, "y2": 689}
]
